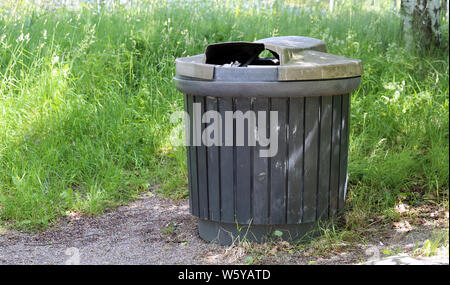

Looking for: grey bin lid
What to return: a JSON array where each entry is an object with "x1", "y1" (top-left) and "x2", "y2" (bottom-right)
[{"x1": 174, "y1": 36, "x2": 363, "y2": 97}]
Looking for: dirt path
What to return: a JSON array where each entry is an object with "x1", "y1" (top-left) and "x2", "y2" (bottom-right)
[
  {"x1": 0, "y1": 191, "x2": 448, "y2": 265},
  {"x1": 0, "y1": 192, "x2": 223, "y2": 265}
]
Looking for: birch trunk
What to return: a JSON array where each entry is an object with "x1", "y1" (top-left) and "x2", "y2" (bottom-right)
[
  {"x1": 401, "y1": 0, "x2": 442, "y2": 51},
  {"x1": 445, "y1": 0, "x2": 449, "y2": 21}
]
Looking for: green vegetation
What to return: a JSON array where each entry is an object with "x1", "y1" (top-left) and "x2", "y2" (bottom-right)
[
  {"x1": 413, "y1": 230, "x2": 449, "y2": 257},
  {"x1": 0, "y1": 0, "x2": 448, "y2": 230}
]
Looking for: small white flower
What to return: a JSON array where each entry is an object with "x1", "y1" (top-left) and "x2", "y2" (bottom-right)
[{"x1": 16, "y1": 33, "x2": 24, "y2": 42}]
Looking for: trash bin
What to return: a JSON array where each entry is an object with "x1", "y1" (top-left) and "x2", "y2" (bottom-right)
[{"x1": 174, "y1": 36, "x2": 362, "y2": 245}]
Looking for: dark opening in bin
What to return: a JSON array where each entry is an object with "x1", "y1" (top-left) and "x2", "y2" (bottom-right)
[{"x1": 205, "y1": 42, "x2": 280, "y2": 66}]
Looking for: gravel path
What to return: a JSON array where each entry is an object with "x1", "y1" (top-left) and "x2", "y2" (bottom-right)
[
  {"x1": 0, "y1": 193, "x2": 224, "y2": 265},
  {"x1": 0, "y1": 191, "x2": 448, "y2": 265}
]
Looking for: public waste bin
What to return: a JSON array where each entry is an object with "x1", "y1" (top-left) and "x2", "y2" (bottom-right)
[{"x1": 174, "y1": 36, "x2": 362, "y2": 245}]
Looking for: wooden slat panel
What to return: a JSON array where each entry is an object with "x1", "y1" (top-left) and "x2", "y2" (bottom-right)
[
  {"x1": 195, "y1": 96, "x2": 209, "y2": 219},
  {"x1": 253, "y1": 98, "x2": 269, "y2": 225},
  {"x1": 303, "y1": 97, "x2": 320, "y2": 222},
  {"x1": 235, "y1": 97, "x2": 252, "y2": 224},
  {"x1": 317, "y1": 96, "x2": 332, "y2": 219},
  {"x1": 219, "y1": 97, "x2": 235, "y2": 223},
  {"x1": 270, "y1": 98, "x2": 287, "y2": 224},
  {"x1": 184, "y1": 95, "x2": 193, "y2": 214},
  {"x1": 287, "y1": 97, "x2": 304, "y2": 224},
  {"x1": 329, "y1": 95, "x2": 342, "y2": 217},
  {"x1": 188, "y1": 95, "x2": 199, "y2": 216},
  {"x1": 206, "y1": 97, "x2": 220, "y2": 221},
  {"x1": 338, "y1": 94, "x2": 350, "y2": 213}
]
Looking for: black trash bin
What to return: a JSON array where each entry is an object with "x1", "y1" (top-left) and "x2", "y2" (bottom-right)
[{"x1": 174, "y1": 36, "x2": 362, "y2": 245}]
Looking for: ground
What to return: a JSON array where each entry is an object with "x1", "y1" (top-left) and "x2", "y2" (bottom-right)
[{"x1": 0, "y1": 190, "x2": 448, "y2": 265}]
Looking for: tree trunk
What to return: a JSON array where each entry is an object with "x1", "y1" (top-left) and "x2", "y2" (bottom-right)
[
  {"x1": 401, "y1": 0, "x2": 442, "y2": 51},
  {"x1": 447, "y1": 0, "x2": 449, "y2": 20}
]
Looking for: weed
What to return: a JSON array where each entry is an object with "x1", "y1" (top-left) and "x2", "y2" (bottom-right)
[{"x1": 413, "y1": 230, "x2": 449, "y2": 257}]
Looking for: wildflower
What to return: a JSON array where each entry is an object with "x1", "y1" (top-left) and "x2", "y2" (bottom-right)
[{"x1": 16, "y1": 33, "x2": 24, "y2": 42}]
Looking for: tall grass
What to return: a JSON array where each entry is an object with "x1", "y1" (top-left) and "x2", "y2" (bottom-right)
[{"x1": 0, "y1": 0, "x2": 448, "y2": 230}]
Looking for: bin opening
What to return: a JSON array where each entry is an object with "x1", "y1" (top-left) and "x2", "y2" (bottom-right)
[{"x1": 205, "y1": 42, "x2": 279, "y2": 67}]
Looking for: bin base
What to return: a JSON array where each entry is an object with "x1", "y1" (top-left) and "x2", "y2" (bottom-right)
[{"x1": 198, "y1": 219, "x2": 322, "y2": 246}]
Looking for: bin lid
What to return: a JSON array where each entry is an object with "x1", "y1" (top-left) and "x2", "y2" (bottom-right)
[{"x1": 175, "y1": 36, "x2": 362, "y2": 82}]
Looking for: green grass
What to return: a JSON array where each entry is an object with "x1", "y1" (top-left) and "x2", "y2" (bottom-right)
[
  {"x1": 413, "y1": 230, "x2": 449, "y2": 257},
  {"x1": 0, "y1": 0, "x2": 448, "y2": 230}
]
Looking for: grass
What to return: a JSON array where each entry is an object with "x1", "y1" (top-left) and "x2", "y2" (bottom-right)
[
  {"x1": 0, "y1": 0, "x2": 448, "y2": 232},
  {"x1": 413, "y1": 230, "x2": 449, "y2": 257}
]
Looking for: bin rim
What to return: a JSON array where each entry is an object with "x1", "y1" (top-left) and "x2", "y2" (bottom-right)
[
  {"x1": 174, "y1": 76, "x2": 361, "y2": 98},
  {"x1": 175, "y1": 36, "x2": 363, "y2": 82}
]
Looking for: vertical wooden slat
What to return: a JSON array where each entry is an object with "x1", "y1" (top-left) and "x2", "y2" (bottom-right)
[
  {"x1": 303, "y1": 97, "x2": 320, "y2": 223},
  {"x1": 253, "y1": 98, "x2": 269, "y2": 225},
  {"x1": 206, "y1": 97, "x2": 220, "y2": 221},
  {"x1": 270, "y1": 98, "x2": 287, "y2": 224},
  {"x1": 317, "y1": 96, "x2": 332, "y2": 219},
  {"x1": 196, "y1": 96, "x2": 209, "y2": 219},
  {"x1": 235, "y1": 97, "x2": 252, "y2": 224},
  {"x1": 338, "y1": 94, "x2": 350, "y2": 213},
  {"x1": 219, "y1": 97, "x2": 235, "y2": 223},
  {"x1": 184, "y1": 95, "x2": 193, "y2": 214},
  {"x1": 188, "y1": 95, "x2": 199, "y2": 216},
  {"x1": 329, "y1": 95, "x2": 342, "y2": 217},
  {"x1": 287, "y1": 98, "x2": 304, "y2": 224}
]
